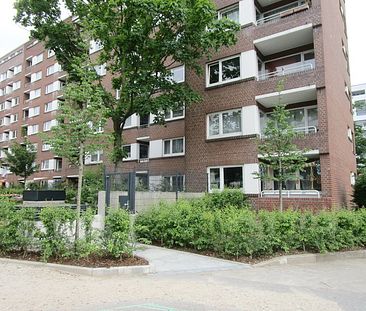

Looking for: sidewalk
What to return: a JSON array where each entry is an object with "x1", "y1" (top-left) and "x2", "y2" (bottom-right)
[{"x1": 134, "y1": 244, "x2": 250, "y2": 274}]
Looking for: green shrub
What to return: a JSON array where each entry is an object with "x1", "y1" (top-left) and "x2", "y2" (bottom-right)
[
  {"x1": 39, "y1": 207, "x2": 76, "y2": 261},
  {"x1": 199, "y1": 189, "x2": 250, "y2": 210},
  {"x1": 81, "y1": 167, "x2": 104, "y2": 207},
  {"x1": 135, "y1": 199, "x2": 366, "y2": 258},
  {"x1": 0, "y1": 199, "x2": 38, "y2": 255},
  {"x1": 354, "y1": 173, "x2": 366, "y2": 208},
  {"x1": 103, "y1": 208, "x2": 133, "y2": 258}
]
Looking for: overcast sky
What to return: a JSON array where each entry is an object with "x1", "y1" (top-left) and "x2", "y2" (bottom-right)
[{"x1": 0, "y1": 0, "x2": 365, "y2": 85}]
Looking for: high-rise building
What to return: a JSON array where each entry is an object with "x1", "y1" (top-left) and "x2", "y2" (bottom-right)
[
  {"x1": 0, "y1": 0, "x2": 356, "y2": 208},
  {"x1": 352, "y1": 83, "x2": 366, "y2": 132}
]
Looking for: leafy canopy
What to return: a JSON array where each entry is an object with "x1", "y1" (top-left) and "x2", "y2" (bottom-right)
[
  {"x1": 3, "y1": 140, "x2": 38, "y2": 184},
  {"x1": 15, "y1": 0, "x2": 240, "y2": 164}
]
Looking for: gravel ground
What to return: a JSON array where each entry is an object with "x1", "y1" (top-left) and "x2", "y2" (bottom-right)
[{"x1": 1, "y1": 258, "x2": 366, "y2": 311}]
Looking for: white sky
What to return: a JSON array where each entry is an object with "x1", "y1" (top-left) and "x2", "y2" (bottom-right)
[{"x1": 0, "y1": 0, "x2": 365, "y2": 85}]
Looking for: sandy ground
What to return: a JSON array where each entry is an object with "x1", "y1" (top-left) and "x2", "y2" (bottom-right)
[{"x1": 1, "y1": 257, "x2": 366, "y2": 311}]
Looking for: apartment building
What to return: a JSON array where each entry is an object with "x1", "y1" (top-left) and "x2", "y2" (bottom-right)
[
  {"x1": 0, "y1": 0, "x2": 356, "y2": 208},
  {"x1": 352, "y1": 83, "x2": 366, "y2": 133}
]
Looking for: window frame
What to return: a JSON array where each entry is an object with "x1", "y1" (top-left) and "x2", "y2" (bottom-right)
[
  {"x1": 206, "y1": 54, "x2": 242, "y2": 87},
  {"x1": 163, "y1": 137, "x2": 185, "y2": 157},
  {"x1": 218, "y1": 4, "x2": 240, "y2": 23},
  {"x1": 207, "y1": 108, "x2": 243, "y2": 139},
  {"x1": 207, "y1": 165, "x2": 244, "y2": 192}
]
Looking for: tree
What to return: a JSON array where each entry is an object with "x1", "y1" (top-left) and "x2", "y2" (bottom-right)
[
  {"x1": 355, "y1": 125, "x2": 366, "y2": 171},
  {"x1": 2, "y1": 140, "x2": 38, "y2": 188},
  {"x1": 15, "y1": 0, "x2": 240, "y2": 165},
  {"x1": 353, "y1": 172, "x2": 366, "y2": 209},
  {"x1": 45, "y1": 66, "x2": 109, "y2": 240},
  {"x1": 256, "y1": 83, "x2": 308, "y2": 212}
]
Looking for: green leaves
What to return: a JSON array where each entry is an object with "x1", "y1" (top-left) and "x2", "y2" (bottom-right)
[
  {"x1": 15, "y1": 0, "x2": 240, "y2": 164},
  {"x1": 3, "y1": 139, "x2": 38, "y2": 187}
]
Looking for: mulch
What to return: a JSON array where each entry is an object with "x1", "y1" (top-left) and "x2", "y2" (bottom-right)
[{"x1": 1, "y1": 251, "x2": 148, "y2": 268}]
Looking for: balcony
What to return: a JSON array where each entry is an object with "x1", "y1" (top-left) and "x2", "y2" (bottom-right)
[
  {"x1": 260, "y1": 190, "x2": 320, "y2": 198},
  {"x1": 256, "y1": 85, "x2": 317, "y2": 108},
  {"x1": 256, "y1": 0, "x2": 310, "y2": 25},
  {"x1": 255, "y1": 24, "x2": 314, "y2": 81}
]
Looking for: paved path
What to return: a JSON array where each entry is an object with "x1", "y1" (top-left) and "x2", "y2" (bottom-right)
[{"x1": 134, "y1": 244, "x2": 249, "y2": 274}]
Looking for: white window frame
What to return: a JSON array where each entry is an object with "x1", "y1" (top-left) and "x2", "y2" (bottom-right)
[
  {"x1": 41, "y1": 159, "x2": 54, "y2": 171},
  {"x1": 207, "y1": 165, "x2": 244, "y2": 192},
  {"x1": 218, "y1": 4, "x2": 240, "y2": 23},
  {"x1": 11, "y1": 97, "x2": 20, "y2": 107},
  {"x1": 32, "y1": 53, "x2": 44, "y2": 66},
  {"x1": 29, "y1": 88, "x2": 41, "y2": 100},
  {"x1": 45, "y1": 81, "x2": 61, "y2": 94},
  {"x1": 170, "y1": 65, "x2": 185, "y2": 83},
  {"x1": 0, "y1": 72, "x2": 7, "y2": 82},
  {"x1": 43, "y1": 119, "x2": 57, "y2": 132},
  {"x1": 12, "y1": 81, "x2": 21, "y2": 91},
  {"x1": 123, "y1": 145, "x2": 132, "y2": 160},
  {"x1": 10, "y1": 114, "x2": 18, "y2": 123},
  {"x1": 31, "y1": 71, "x2": 42, "y2": 83},
  {"x1": 46, "y1": 63, "x2": 61, "y2": 76},
  {"x1": 47, "y1": 49, "x2": 55, "y2": 58},
  {"x1": 44, "y1": 100, "x2": 59, "y2": 113},
  {"x1": 94, "y1": 64, "x2": 107, "y2": 76},
  {"x1": 42, "y1": 143, "x2": 51, "y2": 151},
  {"x1": 163, "y1": 137, "x2": 185, "y2": 157},
  {"x1": 164, "y1": 106, "x2": 185, "y2": 121},
  {"x1": 27, "y1": 124, "x2": 39, "y2": 135},
  {"x1": 29, "y1": 106, "x2": 40, "y2": 118},
  {"x1": 206, "y1": 54, "x2": 242, "y2": 87},
  {"x1": 13, "y1": 65, "x2": 22, "y2": 75},
  {"x1": 207, "y1": 108, "x2": 243, "y2": 139},
  {"x1": 85, "y1": 150, "x2": 103, "y2": 165}
]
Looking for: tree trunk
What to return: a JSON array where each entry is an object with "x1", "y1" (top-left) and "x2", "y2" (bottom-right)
[
  {"x1": 279, "y1": 159, "x2": 283, "y2": 212},
  {"x1": 75, "y1": 144, "x2": 84, "y2": 242},
  {"x1": 112, "y1": 118, "x2": 123, "y2": 172}
]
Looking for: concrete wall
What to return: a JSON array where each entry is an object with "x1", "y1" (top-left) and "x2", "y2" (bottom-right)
[{"x1": 98, "y1": 191, "x2": 204, "y2": 216}]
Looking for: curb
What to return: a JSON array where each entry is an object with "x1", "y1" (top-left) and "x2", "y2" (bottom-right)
[
  {"x1": 253, "y1": 250, "x2": 366, "y2": 267},
  {"x1": 0, "y1": 258, "x2": 155, "y2": 277}
]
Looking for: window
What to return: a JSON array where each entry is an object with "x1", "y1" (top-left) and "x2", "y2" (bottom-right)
[
  {"x1": 0, "y1": 72, "x2": 7, "y2": 81},
  {"x1": 29, "y1": 88, "x2": 41, "y2": 100},
  {"x1": 85, "y1": 150, "x2": 103, "y2": 164},
  {"x1": 42, "y1": 143, "x2": 51, "y2": 151},
  {"x1": 348, "y1": 127, "x2": 353, "y2": 142},
  {"x1": 31, "y1": 71, "x2": 42, "y2": 82},
  {"x1": 352, "y1": 90, "x2": 365, "y2": 97},
  {"x1": 45, "y1": 100, "x2": 59, "y2": 113},
  {"x1": 164, "y1": 106, "x2": 184, "y2": 120},
  {"x1": 13, "y1": 65, "x2": 22, "y2": 75},
  {"x1": 32, "y1": 53, "x2": 43, "y2": 66},
  {"x1": 47, "y1": 49, "x2": 55, "y2": 58},
  {"x1": 208, "y1": 166, "x2": 243, "y2": 191},
  {"x1": 89, "y1": 40, "x2": 103, "y2": 54},
  {"x1": 123, "y1": 145, "x2": 132, "y2": 159},
  {"x1": 170, "y1": 66, "x2": 185, "y2": 83},
  {"x1": 218, "y1": 5, "x2": 239, "y2": 23},
  {"x1": 45, "y1": 81, "x2": 61, "y2": 94},
  {"x1": 10, "y1": 114, "x2": 18, "y2": 123},
  {"x1": 41, "y1": 159, "x2": 53, "y2": 170},
  {"x1": 13, "y1": 81, "x2": 21, "y2": 91},
  {"x1": 46, "y1": 63, "x2": 62, "y2": 76},
  {"x1": 94, "y1": 64, "x2": 107, "y2": 76},
  {"x1": 9, "y1": 130, "x2": 17, "y2": 140},
  {"x1": 139, "y1": 142, "x2": 149, "y2": 159},
  {"x1": 261, "y1": 161, "x2": 321, "y2": 192},
  {"x1": 161, "y1": 175, "x2": 185, "y2": 192},
  {"x1": 207, "y1": 108, "x2": 242, "y2": 138},
  {"x1": 43, "y1": 119, "x2": 58, "y2": 132},
  {"x1": 11, "y1": 97, "x2": 20, "y2": 107},
  {"x1": 27, "y1": 124, "x2": 39, "y2": 135},
  {"x1": 29, "y1": 106, "x2": 40, "y2": 118},
  {"x1": 163, "y1": 138, "x2": 184, "y2": 156},
  {"x1": 139, "y1": 114, "x2": 150, "y2": 127},
  {"x1": 207, "y1": 55, "x2": 241, "y2": 86},
  {"x1": 345, "y1": 83, "x2": 350, "y2": 98}
]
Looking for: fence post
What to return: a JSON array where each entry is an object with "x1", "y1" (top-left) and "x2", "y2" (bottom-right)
[
  {"x1": 105, "y1": 175, "x2": 111, "y2": 208},
  {"x1": 175, "y1": 173, "x2": 179, "y2": 202},
  {"x1": 128, "y1": 172, "x2": 136, "y2": 213}
]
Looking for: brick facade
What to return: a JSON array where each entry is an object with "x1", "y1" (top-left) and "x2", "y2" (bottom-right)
[{"x1": 0, "y1": 0, "x2": 356, "y2": 209}]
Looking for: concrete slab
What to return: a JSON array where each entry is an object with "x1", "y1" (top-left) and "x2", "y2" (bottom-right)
[{"x1": 134, "y1": 244, "x2": 250, "y2": 274}]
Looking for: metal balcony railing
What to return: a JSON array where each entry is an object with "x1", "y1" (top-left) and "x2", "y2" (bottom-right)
[
  {"x1": 258, "y1": 62, "x2": 314, "y2": 81},
  {"x1": 257, "y1": 2, "x2": 310, "y2": 25},
  {"x1": 261, "y1": 190, "x2": 321, "y2": 198},
  {"x1": 293, "y1": 126, "x2": 317, "y2": 134}
]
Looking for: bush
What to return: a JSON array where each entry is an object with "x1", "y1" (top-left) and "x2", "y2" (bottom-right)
[
  {"x1": 135, "y1": 199, "x2": 366, "y2": 258},
  {"x1": 196, "y1": 189, "x2": 250, "y2": 210},
  {"x1": 39, "y1": 207, "x2": 76, "y2": 260},
  {"x1": 103, "y1": 208, "x2": 133, "y2": 258},
  {"x1": 81, "y1": 167, "x2": 104, "y2": 207},
  {"x1": 354, "y1": 173, "x2": 366, "y2": 208}
]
